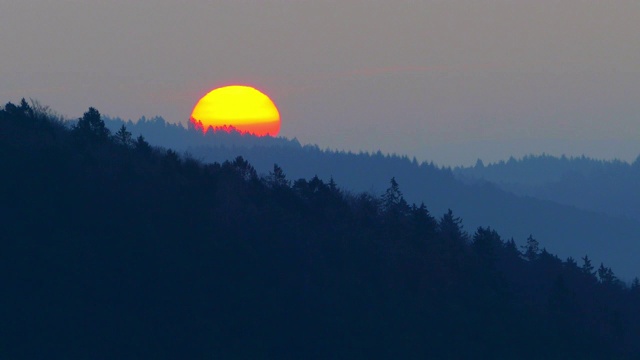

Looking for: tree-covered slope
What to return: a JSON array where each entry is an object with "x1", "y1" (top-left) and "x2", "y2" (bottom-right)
[
  {"x1": 2, "y1": 101, "x2": 640, "y2": 359},
  {"x1": 103, "y1": 116, "x2": 640, "y2": 279}
]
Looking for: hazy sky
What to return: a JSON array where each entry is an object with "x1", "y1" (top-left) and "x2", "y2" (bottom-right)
[{"x1": 2, "y1": 1, "x2": 639, "y2": 165}]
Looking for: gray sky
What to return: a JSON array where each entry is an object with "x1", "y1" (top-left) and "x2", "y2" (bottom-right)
[{"x1": 2, "y1": 1, "x2": 639, "y2": 165}]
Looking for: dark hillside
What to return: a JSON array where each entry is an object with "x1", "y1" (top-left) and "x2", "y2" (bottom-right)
[
  {"x1": 102, "y1": 116, "x2": 640, "y2": 279},
  {"x1": 3, "y1": 101, "x2": 640, "y2": 358}
]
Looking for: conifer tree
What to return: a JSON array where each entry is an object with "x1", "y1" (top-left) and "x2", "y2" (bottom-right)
[
  {"x1": 114, "y1": 124, "x2": 133, "y2": 147},
  {"x1": 266, "y1": 164, "x2": 289, "y2": 188},
  {"x1": 597, "y1": 263, "x2": 617, "y2": 285},
  {"x1": 521, "y1": 234, "x2": 540, "y2": 262},
  {"x1": 381, "y1": 177, "x2": 409, "y2": 216},
  {"x1": 581, "y1": 255, "x2": 595, "y2": 276},
  {"x1": 134, "y1": 135, "x2": 152, "y2": 155},
  {"x1": 74, "y1": 107, "x2": 110, "y2": 140}
]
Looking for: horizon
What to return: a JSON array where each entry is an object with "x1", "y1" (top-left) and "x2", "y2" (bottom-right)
[
  {"x1": 90, "y1": 111, "x2": 639, "y2": 168},
  {"x1": 3, "y1": 1, "x2": 639, "y2": 166}
]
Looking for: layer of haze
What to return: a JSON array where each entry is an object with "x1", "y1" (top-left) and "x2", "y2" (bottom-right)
[{"x1": 2, "y1": 1, "x2": 639, "y2": 166}]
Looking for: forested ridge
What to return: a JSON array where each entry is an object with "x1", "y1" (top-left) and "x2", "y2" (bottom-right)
[
  {"x1": 2, "y1": 100, "x2": 640, "y2": 359},
  {"x1": 102, "y1": 114, "x2": 640, "y2": 279},
  {"x1": 455, "y1": 155, "x2": 640, "y2": 222}
]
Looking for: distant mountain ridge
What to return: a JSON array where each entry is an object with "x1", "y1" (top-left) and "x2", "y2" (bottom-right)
[
  {"x1": 103, "y1": 116, "x2": 300, "y2": 150},
  {"x1": 103, "y1": 116, "x2": 640, "y2": 279},
  {"x1": 454, "y1": 154, "x2": 640, "y2": 222}
]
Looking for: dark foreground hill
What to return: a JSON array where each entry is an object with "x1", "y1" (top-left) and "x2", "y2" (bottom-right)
[
  {"x1": 3, "y1": 101, "x2": 640, "y2": 359},
  {"x1": 103, "y1": 116, "x2": 640, "y2": 279}
]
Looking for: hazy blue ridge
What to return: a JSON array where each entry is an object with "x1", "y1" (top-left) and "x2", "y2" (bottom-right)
[
  {"x1": 105, "y1": 116, "x2": 640, "y2": 279},
  {"x1": 454, "y1": 155, "x2": 640, "y2": 222}
]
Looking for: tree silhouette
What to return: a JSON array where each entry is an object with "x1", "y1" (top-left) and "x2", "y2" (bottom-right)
[
  {"x1": 597, "y1": 263, "x2": 617, "y2": 285},
  {"x1": 410, "y1": 202, "x2": 438, "y2": 240},
  {"x1": 522, "y1": 234, "x2": 540, "y2": 262},
  {"x1": 565, "y1": 256, "x2": 578, "y2": 269},
  {"x1": 114, "y1": 124, "x2": 133, "y2": 147},
  {"x1": 472, "y1": 227, "x2": 501, "y2": 270},
  {"x1": 581, "y1": 255, "x2": 595, "y2": 276},
  {"x1": 134, "y1": 135, "x2": 152, "y2": 155},
  {"x1": 439, "y1": 209, "x2": 467, "y2": 245},
  {"x1": 266, "y1": 164, "x2": 290, "y2": 189},
  {"x1": 73, "y1": 107, "x2": 110, "y2": 140},
  {"x1": 381, "y1": 177, "x2": 409, "y2": 216},
  {"x1": 229, "y1": 156, "x2": 258, "y2": 181}
]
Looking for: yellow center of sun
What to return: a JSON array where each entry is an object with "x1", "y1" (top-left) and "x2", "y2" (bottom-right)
[{"x1": 190, "y1": 85, "x2": 281, "y2": 137}]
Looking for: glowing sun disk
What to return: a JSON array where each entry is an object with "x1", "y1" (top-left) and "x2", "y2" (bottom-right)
[{"x1": 190, "y1": 85, "x2": 280, "y2": 136}]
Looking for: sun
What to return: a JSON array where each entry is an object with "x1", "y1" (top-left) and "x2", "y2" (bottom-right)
[{"x1": 190, "y1": 85, "x2": 281, "y2": 137}]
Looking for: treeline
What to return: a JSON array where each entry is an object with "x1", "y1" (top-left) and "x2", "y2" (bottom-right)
[
  {"x1": 102, "y1": 115, "x2": 301, "y2": 151},
  {"x1": 101, "y1": 115, "x2": 640, "y2": 280},
  {"x1": 2, "y1": 100, "x2": 640, "y2": 358}
]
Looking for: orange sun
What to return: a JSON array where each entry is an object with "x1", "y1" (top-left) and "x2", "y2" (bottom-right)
[{"x1": 190, "y1": 85, "x2": 281, "y2": 137}]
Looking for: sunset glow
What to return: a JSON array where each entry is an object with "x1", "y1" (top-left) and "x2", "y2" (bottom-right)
[{"x1": 190, "y1": 85, "x2": 280, "y2": 136}]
